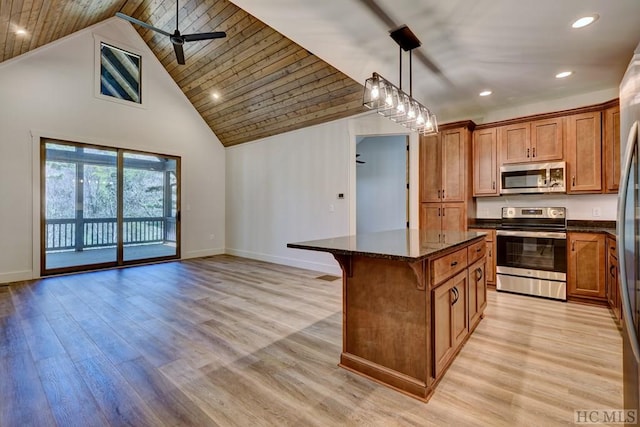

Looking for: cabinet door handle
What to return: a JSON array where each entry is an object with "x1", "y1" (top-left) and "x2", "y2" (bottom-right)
[
  {"x1": 451, "y1": 287, "x2": 459, "y2": 305},
  {"x1": 492, "y1": 181, "x2": 495, "y2": 190},
  {"x1": 476, "y1": 247, "x2": 482, "y2": 252},
  {"x1": 442, "y1": 208, "x2": 445, "y2": 217},
  {"x1": 527, "y1": 148, "x2": 530, "y2": 158},
  {"x1": 489, "y1": 249, "x2": 492, "y2": 257},
  {"x1": 438, "y1": 189, "x2": 441, "y2": 198},
  {"x1": 532, "y1": 147, "x2": 536, "y2": 158},
  {"x1": 476, "y1": 267, "x2": 484, "y2": 281},
  {"x1": 438, "y1": 208, "x2": 441, "y2": 216},
  {"x1": 572, "y1": 241, "x2": 575, "y2": 251},
  {"x1": 450, "y1": 261, "x2": 458, "y2": 267},
  {"x1": 572, "y1": 176, "x2": 576, "y2": 187},
  {"x1": 442, "y1": 189, "x2": 445, "y2": 199},
  {"x1": 611, "y1": 265, "x2": 616, "y2": 276}
]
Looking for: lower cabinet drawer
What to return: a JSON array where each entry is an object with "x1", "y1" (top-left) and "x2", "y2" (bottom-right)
[
  {"x1": 467, "y1": 239, "x2": 486, "y2": 264},
  {"x1": 432, "y1": 248, "x2": 468, "y2": 286}
]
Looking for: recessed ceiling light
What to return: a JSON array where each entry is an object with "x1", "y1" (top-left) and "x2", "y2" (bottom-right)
[
  {"x1": 555, "y1": 71, "x2": 573, "y2": 79},
  {"x1": 572, "y1": 14, "x2": 599, "y2": 29},
  {"x1": 479, "y1": 90, "x2": 492, "y2": 97},
  {"x1": 211, "y1": 92, "x2": 220, "y2": 100},
  {"x1": 15, "y1": 29, "x2": 27, "y2": 35}
]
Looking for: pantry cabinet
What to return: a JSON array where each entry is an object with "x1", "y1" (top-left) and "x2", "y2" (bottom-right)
[
  {"x1": 420, "y1": 203, "x2": 466, "y2": 237},
  {"x1": 420, "y1": 128, "x2": 466, "y2": 203},
  {"x1": 419, "y1": 122, "x2": 474, "y2": 231}
]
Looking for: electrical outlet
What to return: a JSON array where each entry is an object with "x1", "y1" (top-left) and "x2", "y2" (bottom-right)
[
  {"x1": 329, "y1": 204, "x2": 335, "y2": 212},
  {"x1": 209, "y1": 234, "x2": 215, "y2": 240},
  {"x1": 592, "y1": 207, "x2": 601, "y2": 217}
]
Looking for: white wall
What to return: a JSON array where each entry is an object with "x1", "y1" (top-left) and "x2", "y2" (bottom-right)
[
  {"x1": 0, "y1": 18, "x2": 225, "y2": 283},
  {"x1": 356, "y1": 135, "x2": 407, "y2": 233},
  {"x1": 225, "y1": 112, "x2": 415, "y2": 275}
]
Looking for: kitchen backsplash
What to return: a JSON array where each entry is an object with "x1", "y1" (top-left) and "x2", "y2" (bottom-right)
[{"x1": 475, "y1": 193, "x2": 618, "y2": 220}]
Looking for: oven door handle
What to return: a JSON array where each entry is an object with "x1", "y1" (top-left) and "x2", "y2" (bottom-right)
[{"x1": 496, "y1": 230, "x2": 566, "y2": 239}]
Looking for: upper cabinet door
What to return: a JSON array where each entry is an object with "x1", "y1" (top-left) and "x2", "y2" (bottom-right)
[
  {"x1": 531, "y1": 118, "x2": 563, "y2": 161},
  {"x1": 441, "y1": 129, "x2": 465, "y2": 202},
  {"x1": 499, "y1": 123, "x2": 530, "y2": 164},
  {"x1": 604, "y1": 105, "x2": 621, "y2": 193},
  {"x1": 420, "y1": 134, "x2": 442, "y2": 202},
  {"x1": 472, "y1": 128, "x2": 498, "y2": 196},
  {"x1": 566, "y1": 112, "x2": 602, "y2": 193}
]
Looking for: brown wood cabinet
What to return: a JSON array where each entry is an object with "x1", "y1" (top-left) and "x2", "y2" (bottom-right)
[
  {"x1": 606, "y1": 235, "x2": 622, "y2": 322},
  {"x1": 468, "y1": 257, "x2": 487, "y2": 331},
  {"x1": 567, "y1": 232, "x2": 606, "y2": 301},
  {"x1": 499, "y1": 118, "x2": 563, "y2": 165},
  {"x1": 472, "y1": 128, "x2": 498, "y2": 196},
  {"x1": 420, "y1": 203, "x2": 467, "y2": 240},
  {"x1": 468, "y1": 228, "x2": 496, "y2": 286},
  {"x1": 433, "y1": 270, "x2": 468, "y2": 377},
  {"x1": 566, "y1": 112, "x2": 602, "y2": 193},
  {"x1": 420, "y1": 122, "x2": 475, "y2": 232},
  {"x1": 420, "y1": 128, "x2": 466, "y2": 203},
  {"x1": 604, "y1": 105, "x2": 621, "y2": 193}
]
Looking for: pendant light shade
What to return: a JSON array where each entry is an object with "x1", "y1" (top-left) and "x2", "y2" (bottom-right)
[{"x1": 362, "y1": 26, "x2": 437, "y2": 135}]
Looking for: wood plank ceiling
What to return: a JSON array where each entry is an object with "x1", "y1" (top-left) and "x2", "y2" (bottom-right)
[{"x1": 0, "y1": 0, "x2": 366, "y2": 146}]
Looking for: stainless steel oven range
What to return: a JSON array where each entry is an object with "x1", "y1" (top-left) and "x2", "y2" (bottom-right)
[{"x1": 496, "y1": 207, "x2": 567, "y2": 301}]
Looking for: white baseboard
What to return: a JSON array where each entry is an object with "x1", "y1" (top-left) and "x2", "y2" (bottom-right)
[
  {"x1": 0, "y1": 269, "x2": 35, "y2": 285},
  {"x1": 182, "y1": 248, "x2": 226, "y2": 259},
  {"x1": 225, "y1": 248, "x2": 341, "y2": 276}
]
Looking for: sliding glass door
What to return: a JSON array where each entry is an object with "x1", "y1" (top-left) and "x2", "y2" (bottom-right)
[
  {"x1": 122, "y1": 152, "x2": 178, "y2": 262},
  {"x1": 41, "y1": 140, "x2": 180, "y2": 275}
]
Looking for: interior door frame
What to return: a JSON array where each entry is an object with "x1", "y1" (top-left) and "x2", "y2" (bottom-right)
[{"x1": 39, "y1": 137, "x2": 181, "y2": 276}]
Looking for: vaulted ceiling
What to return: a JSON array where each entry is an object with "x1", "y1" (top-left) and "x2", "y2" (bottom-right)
[
  {"x1": 0, "y1": 0, "x2": 365, "y2": 146},
  {"x1": 2, "y1": 1, "x2": 640, "y2": 146}
]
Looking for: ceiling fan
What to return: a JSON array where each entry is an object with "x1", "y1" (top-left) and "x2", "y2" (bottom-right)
[{"x1": 115, "y1": 1, "x2": 226, "y2": 65}]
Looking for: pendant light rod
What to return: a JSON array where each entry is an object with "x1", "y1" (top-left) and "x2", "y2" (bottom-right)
[
  {"x1": 399, "y1": 46, "x2": 402, "y2": 91},
  {"x1": 409, "y1": 50, "x2": 412, "y2": 97}
]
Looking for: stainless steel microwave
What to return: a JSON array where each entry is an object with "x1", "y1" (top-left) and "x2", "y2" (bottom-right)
[{"x1": 499, "y1": 161, "x2": 566, "y2": 194}]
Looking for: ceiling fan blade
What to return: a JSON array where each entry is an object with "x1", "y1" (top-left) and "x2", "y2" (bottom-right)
[
  {"x1": 183, "y1": 32, "x2": 227, "y2": 42},
  {"x1": 115, "y1": 12, "x2": 172, "y2": 37},
  {"x1": 173, "y1": 42, "x2": 186, "y2": 65}
]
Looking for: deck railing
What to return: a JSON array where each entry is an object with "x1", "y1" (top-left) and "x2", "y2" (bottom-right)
[{"x1": 45, "y1": 217, "x2": 176, "y2": 251}]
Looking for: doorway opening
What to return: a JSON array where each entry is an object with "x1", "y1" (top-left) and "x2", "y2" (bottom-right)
[
  {"x1": 41, "y1": 139, "x2": 180, "y2": 275},
  {"x1": 356, "y1": 135, "x2": 409, "y2": 233}
]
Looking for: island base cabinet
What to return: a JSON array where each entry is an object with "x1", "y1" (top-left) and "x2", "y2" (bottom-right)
[
  {"x1": 338, "y1": 255, "x2": 433, "y2": 400},
  {"x1": 468, "y1": 258, "x2": 487, "y2": 331},
  {"x1": 329, "y1": 237, "x2": 486, "y2": 402},
  {"x1": 433, "y1": 270, "x2": 469, "y2": 378}
]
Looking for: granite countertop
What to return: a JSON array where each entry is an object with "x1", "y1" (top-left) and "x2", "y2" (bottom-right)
[
  {"x1": 287, "y1": 229, "x2": 486, "y2": 262},
  {"x1": 566, "y1": 220, "x2": 616, "y2": 237}
]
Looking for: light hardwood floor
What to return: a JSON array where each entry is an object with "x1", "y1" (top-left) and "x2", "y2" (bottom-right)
[{"x1": 0, "y1": 255, "x2": 622, "y2": 426}]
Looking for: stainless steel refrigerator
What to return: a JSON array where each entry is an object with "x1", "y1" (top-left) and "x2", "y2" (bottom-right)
[{"x1": 618, "y1": 40, "x2": 640, "y2": 425}]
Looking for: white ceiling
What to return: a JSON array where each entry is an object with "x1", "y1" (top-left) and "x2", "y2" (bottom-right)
[{"x1": 229, "y1": 0, "x2": 640, "y2": 123}]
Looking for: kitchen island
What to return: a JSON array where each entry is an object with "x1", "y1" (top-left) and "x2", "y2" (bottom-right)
[{"x1": 288, "y1": 229, "x2": 487, "y2": 401}]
